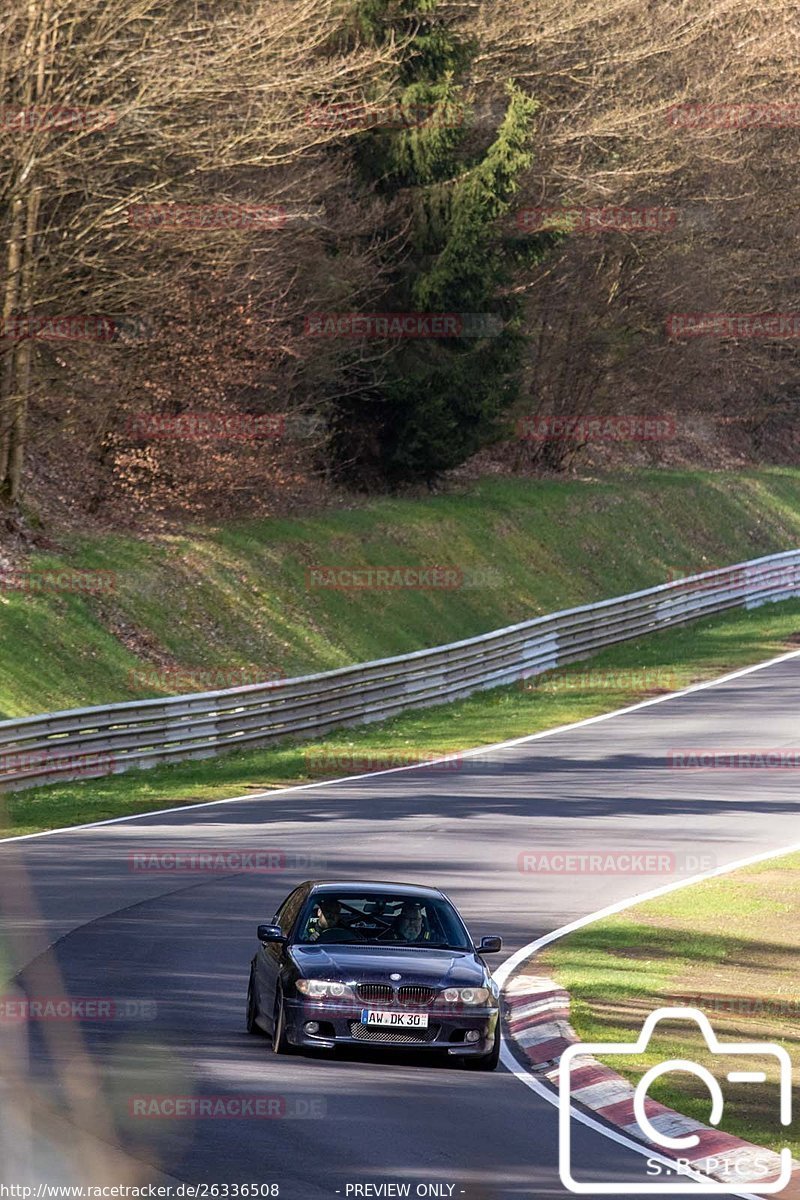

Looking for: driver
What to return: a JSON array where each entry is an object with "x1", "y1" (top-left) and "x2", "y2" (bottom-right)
[
  {"x1": 396, "y1": 901, "x2": 426, "y2": 943},
  {"x1": 314, "y1": 898, "x2": 343, "y2": 936}
]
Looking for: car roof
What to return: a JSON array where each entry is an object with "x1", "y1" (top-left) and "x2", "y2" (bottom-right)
[{"x1": 303, "y1": 880, "x2": 447, "y2": 901}]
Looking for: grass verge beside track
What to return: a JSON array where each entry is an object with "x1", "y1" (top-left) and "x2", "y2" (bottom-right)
[
  {"x1": 5, "y1": 596, "x2": 800, "y2": 837},
  {"x1": 538, "y1": 850, "x2": 800, "y2": 1159},
  {"x1": 6, "y1": 469, "x2": 800, "y2": 718}
]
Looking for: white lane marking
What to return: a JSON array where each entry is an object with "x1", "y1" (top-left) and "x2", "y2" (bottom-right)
[
  {"x1": 1, "y1": 630, "x2": 797, "y2": 1192},
  {"x1": 3, "y1": 644, "x2": 800, "y2": 846},
  {"x1": 493, "y1": 835, "x2": 800, "y2": 1200}
]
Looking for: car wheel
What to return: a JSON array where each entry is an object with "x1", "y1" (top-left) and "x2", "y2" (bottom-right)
[
  {"x1": 246, "y1": 966, "x2": 263, "y2": 1035},
  {"x1": 466, "y1": 1028, "x2": 500, "y2": 1071},
  {"x1": 272, "y1": 987, "x2": 292, "y2": 1054}
]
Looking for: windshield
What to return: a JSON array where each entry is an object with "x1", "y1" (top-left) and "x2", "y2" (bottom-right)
[{"x1": 295, "y1": 892, "x2": 472, "y2": 949}]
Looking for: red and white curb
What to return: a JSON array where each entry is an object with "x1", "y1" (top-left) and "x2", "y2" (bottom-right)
[{"x1": 503, "y1": 974, "x2": 798, "y2": 1195}]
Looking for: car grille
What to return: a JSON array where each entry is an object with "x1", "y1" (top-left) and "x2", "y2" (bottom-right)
[
  {"x1": 357, "y1": 984, "x2": 394, "y2": 1004},
  {"x1": 398, "y1": 985, "x2": 436, "y2": 1007},
  {"x1": 349, "y1": 1022, "x2": 439, "y2": 1044}
]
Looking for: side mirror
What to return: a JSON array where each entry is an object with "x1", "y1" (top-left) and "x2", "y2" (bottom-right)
[
  {"x1": 257, "y1": 923, "x2": 286, "y2": 944},
  {"x1": 478, "y1": 935, "x2": 502, "y2": 954}
]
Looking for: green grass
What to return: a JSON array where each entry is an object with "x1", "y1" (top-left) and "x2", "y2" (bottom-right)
[
  {"x1": 5, "y1": 468, "x2": 800, "y2": 1169},
  {"x1": 4, "y1": 594, "x2": 800, "y2": 837},
  {"x1": 5, "y1": 466, "x2": 800, "y2": 837},
  {"x1": 538, "y1": 852, "x2": 800, "y2": 1159},
  {"x1": 4, "y1": 468, "x2": 800, "y2": 718}
]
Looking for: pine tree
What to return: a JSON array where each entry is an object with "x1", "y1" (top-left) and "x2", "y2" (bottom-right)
[{"x1": 330, "y1": 0, "x2": 557, "y2": 485}]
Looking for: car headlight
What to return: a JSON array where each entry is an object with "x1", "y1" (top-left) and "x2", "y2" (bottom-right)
[
  {"x1": 439, "y1": 987, "x2": 491, "y2": 1006},
  {"x1": 295, "y1": 979, "x2": 356, "y2": 1001}
]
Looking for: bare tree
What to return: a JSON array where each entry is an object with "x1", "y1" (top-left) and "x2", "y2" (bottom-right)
[
  {"x1": 0, "y1": 0, "x2": 397, "y2": 509},
  {"x1": 477, "y1": 0, "x2": 800, "y2": 469}
]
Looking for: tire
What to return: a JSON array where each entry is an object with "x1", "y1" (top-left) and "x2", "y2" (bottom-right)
[
  {"x1": 246, "y1": 966, "x2": 263, "y2": 1035},
  {"x1": 466, "y1": 1028, "x2": 500, "y2": 1071},
  {"x1": 272, "y1": 987, "x2": 292, "y2": 1054}
]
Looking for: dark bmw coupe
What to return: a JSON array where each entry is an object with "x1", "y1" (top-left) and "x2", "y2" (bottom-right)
[{"x1": 246, "y1": 880, "x2": 503, "y2": 1068}]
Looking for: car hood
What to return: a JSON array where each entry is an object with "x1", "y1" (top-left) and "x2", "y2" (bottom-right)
[{"x1": 290, "y1": 944, "x2": 489, "y2": 988}]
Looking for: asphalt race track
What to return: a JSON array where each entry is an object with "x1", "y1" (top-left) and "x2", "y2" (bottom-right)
[{"x1": 3, "y1": 653, "x2": 800, "y2": 1200}]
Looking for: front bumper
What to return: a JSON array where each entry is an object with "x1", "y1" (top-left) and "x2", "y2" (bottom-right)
[{"x1": 283, "y1": 998, "x2": 499, "y2": 1055}]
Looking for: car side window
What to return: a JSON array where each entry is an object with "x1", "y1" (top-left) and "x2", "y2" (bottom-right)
[{"x1": 274, "y1": 887, "x2": 307, "y2": 938}]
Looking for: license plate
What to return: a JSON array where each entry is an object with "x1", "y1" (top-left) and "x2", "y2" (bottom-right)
[{"x1": 360, "y1": 1009, "x2": 429, "y2": 1028}]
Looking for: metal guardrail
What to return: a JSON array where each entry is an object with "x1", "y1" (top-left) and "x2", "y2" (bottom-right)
[{"x1": 2, "y1": 550, "x2": 800, "y2": 791}]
